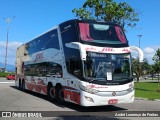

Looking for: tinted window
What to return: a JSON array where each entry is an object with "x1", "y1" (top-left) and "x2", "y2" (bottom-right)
[
  {"x1": 65, "y1": 49, "x2": 82, "y2": 78},
  {"x1": 60, "y1": 21, "x2": 82, "y2": 78},
  {"x1": 60, "y1": 21, "x2": 79, "y2": 43},
  {"x1": 26, "y1": 29, "x2": 60, "y2": 54},
  {"x1": 24, "y1": 62, "x2": 62, "y2": 78}
]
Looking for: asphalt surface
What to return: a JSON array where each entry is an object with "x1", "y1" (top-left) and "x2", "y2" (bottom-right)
[{"x1": 0, "y1": 78, "x2": 160, "y2": 120}]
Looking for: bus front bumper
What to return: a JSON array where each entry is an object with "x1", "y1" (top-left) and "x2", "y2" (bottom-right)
[{"x1": 80, "y1": 90, "x2": 134, "y2": 107}]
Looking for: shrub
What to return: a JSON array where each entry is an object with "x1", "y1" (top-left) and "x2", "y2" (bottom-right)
[{"x1": 0, "y1": 72, "x2": 14, "y2": 77}]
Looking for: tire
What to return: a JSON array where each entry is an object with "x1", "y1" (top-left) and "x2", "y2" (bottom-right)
[
  {"x1": 47, "y1": 85, "x2": 56, "y2": 102},
  {"x1": 19, "y1": 80, "x2": 22, "y2": 90},
  {"x1": 22, "y1": 81, "x2": 25, "y2": 92},
  {"x1": 56, "y1": 87, "x2": 64, "y2": 105}
]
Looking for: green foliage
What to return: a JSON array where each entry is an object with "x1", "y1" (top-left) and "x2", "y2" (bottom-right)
[
  {"x1": 152, "y1": 48, "x2": 160, "y2": 63},
  {"x1": 0, "y1": 72, "x2": 13, "y2": 77},
  {"x1": 141, "y1": 58, "x2": 150, "y2": 74},
  {"x1": 152, "y1": 48, "x2": 160, "y2": 81},
  {"x1": 132, "y1": 58, "x2": 141, "y2": 82},
  {"x1": 72, "y1": 0, "x2": 139, "y2": 29},
  {"x1": 132, "y1": 58, "x2": 150, "y2": 82}
]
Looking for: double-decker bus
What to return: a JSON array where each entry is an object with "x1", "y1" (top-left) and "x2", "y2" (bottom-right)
[{"x1": 15, "y1": 19, "x2": 143, "y2": 106}]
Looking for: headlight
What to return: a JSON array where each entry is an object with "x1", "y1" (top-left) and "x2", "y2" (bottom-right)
[
  {"x1": 79, "y1": 85, "x2": 99, "y2": 94},
  {"x1": 127, "y1": 87, "x2": 134, "y2": 92},
  {"x1": 128, "y1": 83, "x2": 134, "y2": 92}
]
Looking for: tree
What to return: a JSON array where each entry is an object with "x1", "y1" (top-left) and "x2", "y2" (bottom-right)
[
  {"x1": 132, "y1": 58, "x2": 149, "y2": 82},
  {"x1": 149, "y1": 65, "x2": 156, "y2": 80},
  {"x1": 152, "y1": 48, "x2": 160, "y2": 82},
  {"x1": 72, "y1": 0, "x2": 139, "y2": 29},
  {"x1": 141, "y1": 58, "x2": 150, "y2": 75},
  {"x1": 132, "y1": 58, "x2": 141, "y2": 82}
]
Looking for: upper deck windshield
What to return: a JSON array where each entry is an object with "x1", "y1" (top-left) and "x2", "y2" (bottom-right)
[
  {"x1": 79, "y1": 22, "x2": 127, "y2": 44},
  {"x1": 83, "y1": 52, "x2": 132, "y2": 85}
]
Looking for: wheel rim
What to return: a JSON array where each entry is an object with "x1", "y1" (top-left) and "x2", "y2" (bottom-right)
[{"x1": 50, "y1": 87, "x2": 56, "y2": 99}]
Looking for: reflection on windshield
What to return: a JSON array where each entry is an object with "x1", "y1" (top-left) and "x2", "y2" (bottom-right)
[{"x1": 84, "y1": 52, "x2": 131, "y2": 83}]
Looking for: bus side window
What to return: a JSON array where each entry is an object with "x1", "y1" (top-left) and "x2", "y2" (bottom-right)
[
  {"x1": 70, "y1": 58, "x2": 82, "y2": 79},
  {"x1": 48, "y1": 64, "x2": 63, "y2": 78},
  {"x1": 21, "y1": 62, "x2": 24, "y2": 74}
]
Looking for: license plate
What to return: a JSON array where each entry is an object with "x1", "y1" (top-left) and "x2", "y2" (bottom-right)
[{"x1": 108, "y1": 99, "x2": 118, "y2": 104}]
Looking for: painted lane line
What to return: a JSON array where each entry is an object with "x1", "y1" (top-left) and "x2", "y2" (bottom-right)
[{"x1": 0, "y1": 82, "x2": 15, "y2": 84}]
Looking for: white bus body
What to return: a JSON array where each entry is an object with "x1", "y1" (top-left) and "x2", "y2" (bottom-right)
[{"x1": 15, "y1": 19, "x2": 143, "y2": 106}]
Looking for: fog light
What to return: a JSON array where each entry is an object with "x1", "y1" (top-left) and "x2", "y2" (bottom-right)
[{"x1": 84, "y1": 96, "x2": 94, "y2": 102}]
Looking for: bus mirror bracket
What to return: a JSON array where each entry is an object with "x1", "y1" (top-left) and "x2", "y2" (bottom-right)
[{"x1": 129, "y1": 46, "x2": 144, "y2": 62}]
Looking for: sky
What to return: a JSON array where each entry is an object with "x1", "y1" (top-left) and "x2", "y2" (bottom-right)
[{"x1": 0, "y1": 0, "x2": 160, "y2": 66}]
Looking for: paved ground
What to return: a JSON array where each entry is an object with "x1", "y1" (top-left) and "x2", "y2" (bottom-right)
[{"x1": 0, "y1": 78, "x2": 159, "y2": 120}]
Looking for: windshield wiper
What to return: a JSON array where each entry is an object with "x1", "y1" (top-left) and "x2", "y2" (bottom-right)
[
  {"x1": 84, "y1": 77, "x2": 98, "y2": 83},
  {"x1": 119, "y1": 77, "x2": 128, "y2": 80},
  {"x1": 113, "y1": 77, "x2": 128, "y2": 81},
  {"x1": 89, "y1": 78, "x2": 106, "y2": 83},
  {"x1": 89, "y1": 79, "x2": 98, "y2": 83}
]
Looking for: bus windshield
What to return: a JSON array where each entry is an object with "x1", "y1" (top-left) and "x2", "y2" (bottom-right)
[
  {"x1": 83, "y1": 52, "x2": 132, "y2": 85},
  {"x1": 79, "y1": 22, "x2": 127, "y2": 44}
]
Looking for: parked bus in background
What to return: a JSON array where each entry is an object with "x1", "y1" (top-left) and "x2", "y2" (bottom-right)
[{"x1": 15, "y1": 19, "x2": 143, "y2": 106}]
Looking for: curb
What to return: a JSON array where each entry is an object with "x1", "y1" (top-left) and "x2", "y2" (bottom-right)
[
  {"x1": 155, "y1": 99, "x2": 160, "y2": 102},
  {"x1": 135, "y1": 97, "x2": 160, "y2": 102}
]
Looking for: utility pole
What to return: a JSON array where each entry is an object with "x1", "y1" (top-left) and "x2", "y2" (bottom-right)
[
  {"x1": 137, "y1": 34, "x2": 142, "y2": 48},
  {"x1": 137, "y1": 34, "x2": 142, "y2": 82},
  {"x1": 3, "y1": 17, "x2": 15, "y2": 72}
]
